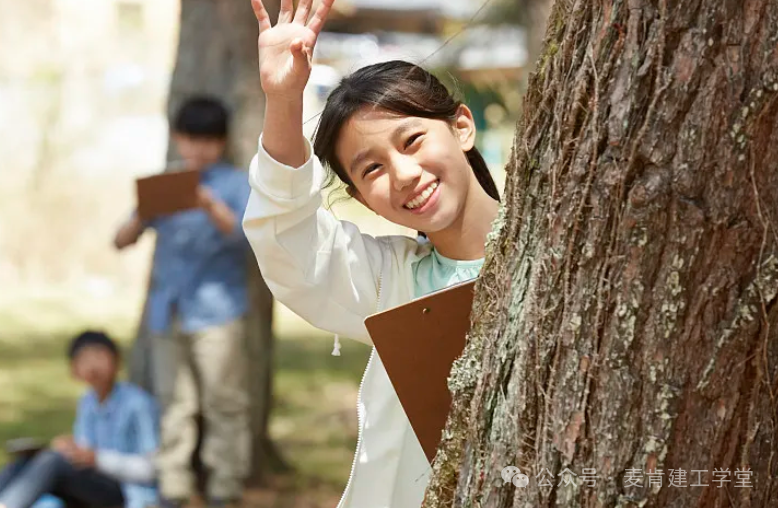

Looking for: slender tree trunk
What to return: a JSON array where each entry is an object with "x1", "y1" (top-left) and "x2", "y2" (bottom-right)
[
  {"x1": 425, "y1": 0, "x2": 778, "y2": 506},
  {"x1": 129, "y1": 0, "x2": 285, "y2": 485}
]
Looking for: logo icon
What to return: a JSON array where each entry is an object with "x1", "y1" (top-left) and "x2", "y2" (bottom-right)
[{"x1": 501, "y1": 465, "x2": 529, "y2": 488}]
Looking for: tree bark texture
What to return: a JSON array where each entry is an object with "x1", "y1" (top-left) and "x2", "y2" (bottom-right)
[
  {"x1": 424, "y1": 0, "x2": 778, "y2": 506},
  {"x1": 129, "y1": 0, "x2": 284, "y2": 483}
]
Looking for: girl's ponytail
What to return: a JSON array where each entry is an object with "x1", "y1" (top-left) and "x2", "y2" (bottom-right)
[{"x1": 466, "y1": 148, "x2": 501, "y2": 201}]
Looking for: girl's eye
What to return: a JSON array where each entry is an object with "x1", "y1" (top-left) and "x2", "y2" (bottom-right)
[
  {"x1": 404, "y1": 133, "x2": 423, "y2": 149},
  {"x1": 363, "y1": 163, "x2": 381, "y2": 177}
]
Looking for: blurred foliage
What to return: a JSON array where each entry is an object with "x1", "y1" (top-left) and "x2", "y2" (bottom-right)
[{"x1": 481, "y1": 0, "x2": 543, "y2": 27}]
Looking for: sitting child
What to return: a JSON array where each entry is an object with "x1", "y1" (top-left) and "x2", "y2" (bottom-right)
[{"x1": 0, "y1": 331, "x2": 160, "y2": 508}]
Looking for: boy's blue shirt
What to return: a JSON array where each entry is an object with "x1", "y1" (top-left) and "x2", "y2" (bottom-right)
[
  {"x1": 74, "y1": 382, "x2": 159, "y2": 508},
  {"x1": 144, "y1": 161, "x2": 251, "y2": 334}
]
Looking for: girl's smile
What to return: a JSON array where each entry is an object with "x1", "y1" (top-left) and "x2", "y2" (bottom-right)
[{"x1": 403, "y1": 179, "x2": 440, "y2": 213}]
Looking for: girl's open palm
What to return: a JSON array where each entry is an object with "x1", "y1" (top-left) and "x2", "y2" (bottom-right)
[{"x1": 251, "y1": 0, "x2": 335, "y2": 100}]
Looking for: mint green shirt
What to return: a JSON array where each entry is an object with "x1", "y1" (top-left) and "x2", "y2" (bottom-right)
[{"x1": 412, "y1": 248, "x2": 484, "y2": 299}]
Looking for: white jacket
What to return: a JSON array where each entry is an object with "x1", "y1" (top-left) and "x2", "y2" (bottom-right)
[{"x1": 242, "y1": 135, "x2": 434, "y2": 508}]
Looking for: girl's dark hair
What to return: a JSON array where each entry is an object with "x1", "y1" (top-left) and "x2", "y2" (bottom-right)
[{"x1": 313, "y1": 61, "x2": 500, "y2": 204}]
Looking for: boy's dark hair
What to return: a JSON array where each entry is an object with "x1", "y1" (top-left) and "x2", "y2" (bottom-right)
[
  {"x1": 172, "y1": 95, "x2": 230, "y2": 139},
  {"x1": 67, "y1": 330, "x2": 120, "y2": 360},
  {"x1": 313, "y1": 60, "x2": 501, "y2": 204}
]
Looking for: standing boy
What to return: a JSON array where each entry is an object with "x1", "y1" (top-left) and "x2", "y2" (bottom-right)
[{"x1": 114, "y1": 96, "x2": 251, "y2": 507}]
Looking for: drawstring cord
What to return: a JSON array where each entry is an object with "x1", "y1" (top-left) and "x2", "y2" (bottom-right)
[{"x1": 331, "y1": 334, "x2": 341, "y2": 356}]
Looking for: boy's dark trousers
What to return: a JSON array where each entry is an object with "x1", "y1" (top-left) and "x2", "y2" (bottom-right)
[{"x1": 0, "y1": 450, "x2": 124, "y2": 508}]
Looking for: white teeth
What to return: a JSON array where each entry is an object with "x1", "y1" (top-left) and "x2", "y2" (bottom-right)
[{"x1": 405, "y1": 181, "x2": 438, "y2": 210}]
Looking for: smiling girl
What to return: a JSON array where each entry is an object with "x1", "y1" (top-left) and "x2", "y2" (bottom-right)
[{"x1": 242, "y1": 0, "x2": 500, "y2": 506}]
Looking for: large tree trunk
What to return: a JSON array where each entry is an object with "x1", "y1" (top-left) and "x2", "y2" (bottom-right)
[
  {"x1": 425, "y1": 0, "x2": 778, "y2": 506},
  {"x1": 129, "y1": 0, "x2": 285, "y2": 485}
]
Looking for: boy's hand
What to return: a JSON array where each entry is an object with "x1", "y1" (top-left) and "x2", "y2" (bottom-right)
[
  {"x1": 67, "y1": 447, "x2": 97, "y2": 469},
  {"x1": 251, "y1": 0, "x2": 335, "y2": 101},
  {"x1": 196, "y1": 186, "x2": 215, "y2": 210},
  {"x1": 114, "y1": 214, "x2": 146, "y2": 250},
  {"x1": 196, "y1": 186, "x2": 237, "y2": 235},
  {"x1": 52, "y1": 436, "x2": 96, "y2": 468},
  {"x1": 51, "y1": 435, "x2": 76, "y2": 454}
]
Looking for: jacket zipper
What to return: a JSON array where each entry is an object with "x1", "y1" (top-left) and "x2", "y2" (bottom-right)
[{"x1": 336, "y1": 266, "x2": 384, "y2": 508}]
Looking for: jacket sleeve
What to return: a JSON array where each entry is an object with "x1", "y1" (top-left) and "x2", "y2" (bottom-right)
[
  {"x1": 95, "y1": 388, "x2": 159, "y2": 485},
  {"x1": 242, "y1": 134, "x2": 388, "y2": 345}
]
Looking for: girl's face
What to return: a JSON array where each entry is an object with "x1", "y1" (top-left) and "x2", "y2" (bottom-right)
[{"x1": 335, "y1": 106, "x2": 478, "y2": 234}]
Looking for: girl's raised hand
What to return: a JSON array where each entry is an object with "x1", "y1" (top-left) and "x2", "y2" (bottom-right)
[{"x1": 251, "y1": 0, "x2": 335, "y2": 101}]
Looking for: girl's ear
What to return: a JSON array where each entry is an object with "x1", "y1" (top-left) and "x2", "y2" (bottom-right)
[{"x1": 454, "y1": 104, "x2": 477, "y2": 152}]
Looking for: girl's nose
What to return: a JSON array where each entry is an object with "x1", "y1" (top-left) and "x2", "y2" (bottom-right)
[{"x1": 390, "y1": 158, "x2": 422, "y2": 192}]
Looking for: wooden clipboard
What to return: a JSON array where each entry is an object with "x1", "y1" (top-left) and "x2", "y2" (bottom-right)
[
  {"x1": 364, "y1": 279, "x2": 477, "y2": 463},
  {"x1": 135, "y1": 169, "x2": 200, "y2": 221}
]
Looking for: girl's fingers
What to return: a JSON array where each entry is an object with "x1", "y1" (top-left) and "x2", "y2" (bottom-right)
[
  {"x1": 306, "y1": 0, "x2": 335, "y2": 35},
  {"x1": 250, "y1": 0, "x2": 272, "y2": 32},
  {"x1": 290, "y1": 38, "x2": 304, "y2": 53},
  {"x1": 293, "y1": 0, "x2": 313, "y2": 25},
  {"x1": 290, "y1": 39, "x2": 312, "y2": 72},
  {"x1": 278, "y1": 0, "x2": 294, "y2": 23},
  {"x1": 303, "y1": 44, "x2": 314, "y2": 66}
]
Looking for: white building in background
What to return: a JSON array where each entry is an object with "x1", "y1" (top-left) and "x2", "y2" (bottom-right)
[{"x1": 320, "y1": 0, "x2": 527, "y2": 72}]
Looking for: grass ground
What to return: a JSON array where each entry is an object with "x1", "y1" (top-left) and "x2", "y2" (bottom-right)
[{"x1": 0, "y1": 290, "x2": 371, "y2": 507}]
